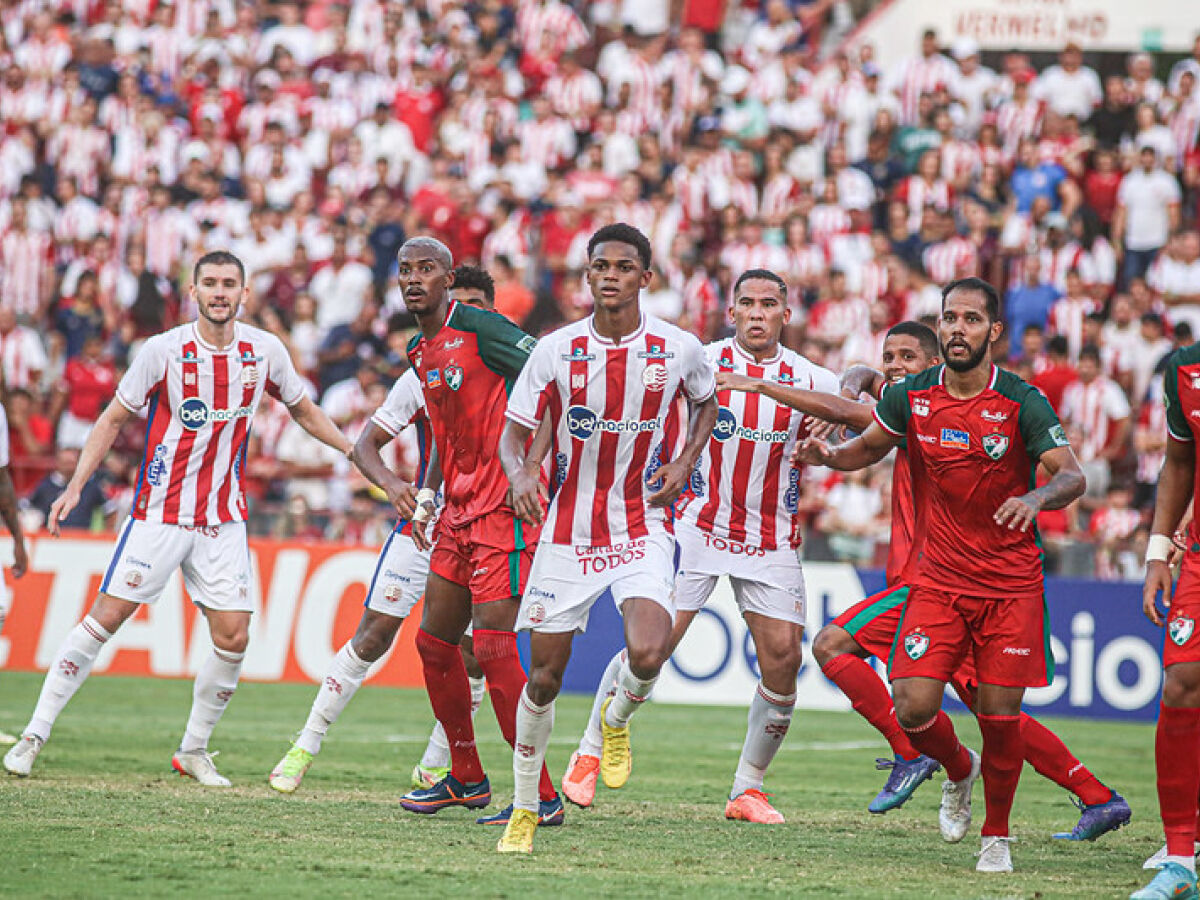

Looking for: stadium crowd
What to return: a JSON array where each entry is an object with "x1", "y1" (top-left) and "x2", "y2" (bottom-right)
[{"x1": 1, "y1": 0, "x2": 1198, "y2": 580}]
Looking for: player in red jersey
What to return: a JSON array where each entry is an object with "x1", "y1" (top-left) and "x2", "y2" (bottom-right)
[
  {"x1": 496, "y1": 223, "x2": 718, "y2": 852},
  {"x1": 0, "y1": 398, "x2": 29, "y2": 743},
  {"x1": 392, "y1": 238, "x2": 563, "y2": 825},
  {"x1": 727, "y1": 321, "x2": 1128, "y2": 838},
  {"x1": 797, "y1": 278, "x2": 1086, "y2": 873},
  {"x1": 2, "y1": 251, "x2": 353, "y2": 785},
  {"x1": 559, "y1": 269, "x2": 837, "y2": 825},
  {"x1": 1136, "y1": 342, "x2": 1200, "y2": 899},
  {"x1": 266, "y1": 266, "x2": 502, "y2": 795}
]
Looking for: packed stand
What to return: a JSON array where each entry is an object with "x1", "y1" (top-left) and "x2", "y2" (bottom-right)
[{"x1": 1, "y1": 0, "x2": 1196, "y2": 579}]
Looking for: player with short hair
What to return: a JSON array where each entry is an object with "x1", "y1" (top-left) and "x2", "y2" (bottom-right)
[
  {"x1": 495, "y1": 223, "x2": 719, "y2": 853},
  {"x1": 393, "y1": 238, "x2": 563, "y2": 826},
  {"x1": 796, "y1": 277, "x2": 1087, "y2": 873},
  {"x1": 3, "y1": 251, "x2": 352, "y2": 785},
  {"x1": 729, "y1": 320, "x2": 1128, "y2": 837},
  {"x1": 267, "y1": 266, "x2": 500, "y2": 794},
  {"x1": 1135, "y1": 343, "x2": 1200, "y2": 900},
  {"x1": 559, "y1": 268, "x2": 836, "y2": 824},
  {"x1": 0, "y1": 396, "x2": 30, "y2": 743}
]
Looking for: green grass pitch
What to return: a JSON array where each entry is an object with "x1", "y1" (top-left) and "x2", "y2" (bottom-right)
[{"x1": 0, "y1": 671, "x2": 1163, "y2": 898}]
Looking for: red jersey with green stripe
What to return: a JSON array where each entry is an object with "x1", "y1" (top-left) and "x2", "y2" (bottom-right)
[
  {"x1": 116, "y1": 322, "x2": 307, "y2": 526},
  {"x1": 1163, "y1": 344, "x2": 1200, "y2": 543},
  {"x1": 407, "y1": 301, "x2": 538, "y2": 529},
  {"x1": 886, "y1": 446, "x2": 917, "y2": 586},
  {"x1": 874, "y1": 364, "x2": 1070, "y2": 599}
]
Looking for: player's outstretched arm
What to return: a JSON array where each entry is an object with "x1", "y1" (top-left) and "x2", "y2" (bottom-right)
[
  {"x1": 48, "y1": 399, "x2": 134, "y2": 535},
  {"x1": 350, "y1": 422, "x2": 417, "y2": 520},
  {"x1": 1144, "y1": 436, "x2": 1195, "y2": 625},
  {"x1": 499, "y1": 418, "x2": 543, "y2": 525},
  {"x1": 649, "y1": 394, "x2": 718, "y2": 507},
  {"x1": 717, "y1": 371, "x2": 877, "y2": 431},
  {"x1": 794, "y1": 420, "x2": 898, "y2": 472},
  {"x1": 0, "y1": 465, "x2": 27, "y2": 577},
  {"x1": 839, "y1": 364, "x2": 886, "y2": 401},
  {"x1": 286, "y1": 395, "x2": 353, "y2": 458},
  {"x1": 994, "y1": 444, "x2": 1086, "y2": 533}
]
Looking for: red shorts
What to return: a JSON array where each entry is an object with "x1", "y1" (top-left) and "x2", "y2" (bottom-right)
[
  {"x1": 887, "y1": 585, "x2": 1051, "y2": 688},
  {"x1": 1166, "y1": 552, "x2": 1200, "y2": 667},
  {"x1": 429, "y1": 510, "x2": 537, "y2": 604},
  {"x1": 833, "y1": 583, "x2": 979, "y2": 701}
]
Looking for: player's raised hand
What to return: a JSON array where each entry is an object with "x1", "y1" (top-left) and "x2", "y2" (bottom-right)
[
  {"x1": 383, "y1": 476, "x2": 418, "y2": 520},
  {"x1": 716, "y1": 371, "x2": 760, "y2": 394},
  {"x1": 508, "y1": 467, "x2": 544, "y2": 526},
  {"x1": 47, "y1": 484, "x2": 82, "y2": 536},
  {"x1": 647, "y1": 458, "x2": 690, "y2": 507},
  {"x1": 993, "y1": 494, "x2": 1040, "y2": 532},
  {"x1": 792, "y1": 436, "x2": 835, "y2": 467},
  {"x1": 1143, "y1": 560, "x2": 1174, "y2": 626}
]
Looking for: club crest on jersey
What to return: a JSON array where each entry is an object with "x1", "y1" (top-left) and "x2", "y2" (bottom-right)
[
  {"x1": 426, "y1": 368, "x2": 442, "y2": 388},
  {"x1": 241, "y1": 365, "x2": 259, "y2": 386},
  {"x1": 1171, "y1": 616, "x2": 1196, "y2": 646},
  {"x1": 904, "y1": 629, "x2": 930, "y2": 660},
  {"x1": 642, "y1": 365, "x2": 669, "y2": 392},
  {"x1": 912, "y1": 397, "x2": 930, "y2": 417},
  {"x1": 939, "y1": 428, "x2": 969, "y2": 450},
  {"x1": 445, "y1": 365, "x2": 464, "y2": 391},
  {"x1": 146, "y1": 443, "x2": 170, "y2": 487},
  {"x1": 982, "y1": 433, "x2": 1009, "y2": 460}
]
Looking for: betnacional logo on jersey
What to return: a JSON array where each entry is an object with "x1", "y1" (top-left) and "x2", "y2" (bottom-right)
[
  {"x1": 178, "y1": 397, "x2": 253, "y2": 430},
  {"x1": 566, "y1": 405, "x2": 661, "y2": 441},
  {"x1": 426, "y1": 368, "x2": 442, "y2": 388},
  {"x1": 981, "y1": 410, "x2": 1009, "y2": 423},
  {"x1": 1171, "y1": 615, "x2": 1195, "y2": 646},
  {"x1": 904, "y1": 628, "x2": 929, "y2": 660},
  {"x1": 982, "y1": 433, "x2": 1009, "y2": 460},
  {"x1": 1049, "y1": 424, "x2": 1070, "y2": 447},
  {"x1": 445, "y1": 365, "x2": 464, "y2": 391},
  {"x1": 146, "y1": 443, "x2": 170, "y2": 487},
  {"x1": 939, "y1": 428, "x2": 969, "y2": 450},
  {"x1": 712, "y1": 407, "x2": 790, "y2": 443},
  {"x1": 642, "y1": 365, "x2": 669, "y2": 392}
]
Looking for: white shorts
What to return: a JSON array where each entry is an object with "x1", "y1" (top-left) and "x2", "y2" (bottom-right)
[
  {"x1": 516, "y1": 531, "x2": 677, "y2": 634},
  {"x1": 673, "y1": 522, "x2": 807, "y2": 624},
  {"x1": 100, "y1": 517, "x2": 253, "y2": 612},
  {"x1": 364, "y1": 530, "x2": 431, "y2": 618}
]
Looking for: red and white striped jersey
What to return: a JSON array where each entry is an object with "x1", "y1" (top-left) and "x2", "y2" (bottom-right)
[
  {"x1": 678, "y1": 339, "x2": 838, "y2": 550},
  {"x1": 545, "y1": 69, "x2": 601, "y2": 131},
  {"x1": 719, "y1": 242, "x2": 788, "y2": 281},
  {"x1": 922, "y1": 236, "x2": 979, "y2": 284},
  {"x1": 0, "y1": 227, "x2": 52, "y2": 316},
  {"x1": 0, "y1": 324, "x2": 48, "y2": 390},
  {"x1": 940, "y1": 138, "x2": 981, "y2": 183},
  {"x1": 117, "y1": 322, "x2": 307, "y2": 527},
  {"x1": 506, "y1": 314, "x2": 716, "y2": 547},
  {"x1": 995, "y1": 98, "x2": 1043, "y2": 157},
  {"x1": 1060, "y1": 375, "x2": 1131, "y2": 463},
  {"x1": 808, "y1": 203, "x2": 851, "y2": 250},
  {"x1": 1048, "y1": 294, "x2": 1098, "y2": 362},
  {"x1": 889, "y1": 53, "x2": 957, "y2": 125},
  {"x1": 1039, "y1": 241, "x2": 1086, "y2": 292},
  {"x1": 141, "y1": 207, "x2": 197, "y2": 278},
  {"x1": 898, "y1": 175, "x2": 952, "y2": 231},
  {"x1": 515, "y1": 0, "x2": 588, "y2": 57},
  {"x1": 760, "y1": 173, "x2": 799, "y2": 222},
  {"x1": 518, "y1": 117, "x2": 576, "y2": 171}
]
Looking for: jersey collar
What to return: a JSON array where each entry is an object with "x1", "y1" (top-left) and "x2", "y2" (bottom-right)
[
  {"x1": 732, "y1": 337, "x2": 781, "y2": 367},
  {"x1": 588, "y1": 313, "x2": 646, "y2": 347},
  {"x1": 938, "y1": 363, "x2": 999, "y2": 390},
  {"x1": 191, "y1": 322, "x2": 238, "y2": 352}
]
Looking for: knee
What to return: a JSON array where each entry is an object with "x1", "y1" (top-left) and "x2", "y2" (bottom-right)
[
  {"x1": 1163, "y1": 667, "x2": 1200, "y2": 707},
  {"x1": 760, "y1": 642, "x2": 804, "y2": 688},
  {"x1": 625, "y1": 638, "x2": 670, "y2": 679},
  {"x1": 527, "y1": 665, "x2": 562, "y2": 706},
  {"x1": 812, "y1": 625, "x2": 855, "y2": 668},
  {"x1": 892, "y1": 690, "x2": 936, "y2": 730},
  {"x1": 212, "y1": 625, "x2": 250, "y2": 655}
]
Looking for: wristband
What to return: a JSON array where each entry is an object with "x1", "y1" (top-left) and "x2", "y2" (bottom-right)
[
  {"x1": 412, "y1": 488, "x2": 437, "y2": 523},
  {"x1": 1146, "y1": 533, "x2": 1175, "y2": 564}
]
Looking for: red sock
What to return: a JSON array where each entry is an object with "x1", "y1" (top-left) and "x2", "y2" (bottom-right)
[
  {"x1": 977, "y1": 714, "x2": 1024, "y2": 838},
  {"x1": 473, "y1": 629, "x2": 557, "y2": 802},
  {"x1": 902, "y1": 710, "x2": 972, "y2": 781},
  {"x1": 822, "y1": 654, "x2": 920, "y2": 759},
  {"x1": 1157, "y1": 705, "x2": 1200, "y2": 857},
  {"x1": 1019, "y1": 713, "x2": 1110, "y2": 806},
  {"x1": 415, "y1": 629, "x2": 485, "y2": 784}
]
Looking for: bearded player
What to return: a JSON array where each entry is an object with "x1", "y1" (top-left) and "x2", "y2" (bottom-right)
[
  {"x1": 723, "y1": 320, "x2": 1128, "y2": 841},
  {"x1": 559, "y1": 268, "x2": 836, "y2": 825},
  {"x1": 4, "y1": 251, "x2": 352, "y2": 785},
  {"x1": 267, "y1": 266, "x2": 501, "y2": 794},
  {"x1": 796, "y1": 278, "x2": 1086, "y2": 873},
  {"x1": 392, "y1": 239, "x2": 562, "y2": 827},
  {"x1": 1134, "y1": 341, "x2": 1200, "y2": 900},
  {"x1": 496, "y1": 223, "x2": 718, "y2": 853}
]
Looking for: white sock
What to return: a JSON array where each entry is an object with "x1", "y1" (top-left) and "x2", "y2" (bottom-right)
[
  {"x1": 580, "y1": 649, "x2": 624, "y2": 757},
  {"x1": 180, "y1": 647, "x2": 244, "y2": 753},
  {"x1": 730, "y1": 682, "x2": 796, "y2": 799},
  {"x1": 421, "y1": 675, "x2": 486, "y2": 769},
  {"x1": 1166, "y1": 855, "x2": 1198, "y2": 874},
  {"x1": 295, "y1": 642, "x2": 372, "y2": 755},
  {"x1": 27, "y1": 616, "x2": 111, "y2": 740},
  {"x1": 604, "y1": 657, "x2": 656, "y2": 730},
  {"x1": 513, "y1": 687, "x2": 555, "y2": 813}
]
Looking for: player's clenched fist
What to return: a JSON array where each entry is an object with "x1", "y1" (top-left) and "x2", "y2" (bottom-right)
[{"x1": 993, "y1": 495, "x2": 1041, "y2": 532}]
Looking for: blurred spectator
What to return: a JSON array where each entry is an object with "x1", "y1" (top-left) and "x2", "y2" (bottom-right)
[
  {"x1": 1032, "y1": 335, "x2": 1078, "y2": 412},
  {"x1": 1006, "y1": 253, "x2": 1060, "y2": 345},
  {"x1": 23, "y1": 447, "x2": 116, "y2": 532},
  {"x1": 0, "y1": 305, "x2": 48, "y2": 391},
  {"x1": 51, "y1": 333, "x2": 116, "y2": 450},
  {"x1": 317, "y1": 301, "x2": 386, "y2": 393},
  {"x1": 1088, "y1": 482, "x2": 1143, "y2": 580},
  {"x1": 5, "y1": 388, "x2": 53, "y2": 497},
  {"x1": 819, "y1": 468, "x2": 887, "y2": 566},
  {"x1": 1060, "y1": 344, "x2": 1132, "y2": 500},
  {"x1": 1114, "y1": 145, "x2": 1182, "y2": 284},
  {"x1": 1035, "y1": 42, "x2": 1102, "y2": 121}
]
